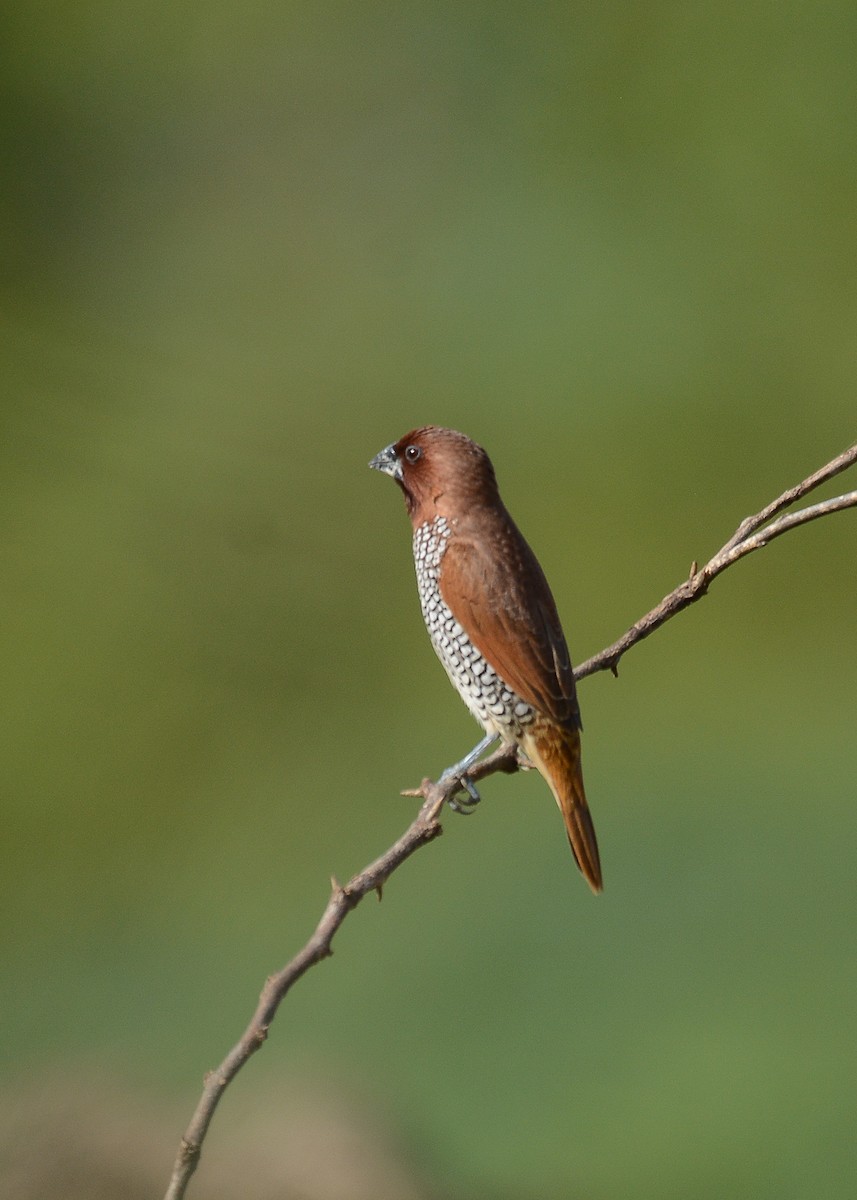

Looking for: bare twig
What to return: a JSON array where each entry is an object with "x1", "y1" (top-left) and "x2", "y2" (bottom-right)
[
  {"x1": 164, "y1": 442, "x2": 856, "y2": 1200},
  {"x1": 163, "y1": 743, "x2": 519, "y2": 1200},
  {"x1": 576, "y1": 442, "x2": 857, "y2": 680}
]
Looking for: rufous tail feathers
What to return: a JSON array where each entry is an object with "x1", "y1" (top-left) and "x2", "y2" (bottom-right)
[{"x1": 521, "y1": 724, "x2": 602, "y2": 893}]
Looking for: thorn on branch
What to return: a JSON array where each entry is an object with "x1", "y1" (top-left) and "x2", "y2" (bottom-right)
[{"x1": 402, "y1": 777, "x2": 433, "y2": 798}]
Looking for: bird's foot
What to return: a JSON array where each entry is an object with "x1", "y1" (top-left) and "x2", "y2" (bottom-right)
[
  {"x1": 439, "y1": 733, "x2": 498, "y2": 815},
  {"x1": 447, "y1": 774, "x2": 481, "y2": 814}
]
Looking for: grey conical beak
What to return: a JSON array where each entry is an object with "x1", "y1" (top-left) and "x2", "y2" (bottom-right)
[{"x1": 369, "y1": 443, "x2": 402, "y2": 481}]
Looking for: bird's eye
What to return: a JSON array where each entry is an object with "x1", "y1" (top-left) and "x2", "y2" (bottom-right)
[{"x1": 404, "y1": 444, "x2": 422, "y2": 463}]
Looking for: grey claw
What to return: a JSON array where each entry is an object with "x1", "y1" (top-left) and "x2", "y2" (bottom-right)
[{"x1": 448, "y1": 775, "x2": 481, "y2": 814}]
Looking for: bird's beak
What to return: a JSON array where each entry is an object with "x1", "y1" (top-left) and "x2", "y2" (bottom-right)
[{"x1": 369, "y1": 443, "x2": 402, "y2": 481}]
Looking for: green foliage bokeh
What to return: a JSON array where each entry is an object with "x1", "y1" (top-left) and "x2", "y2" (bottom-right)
[{"x1": 2, "y1": 4, "x2": 855, "y2": 1197}]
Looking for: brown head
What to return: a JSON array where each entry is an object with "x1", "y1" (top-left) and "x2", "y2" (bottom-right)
[{"x1": 369, "y1": 426, "x2": 500, "y2": 526}]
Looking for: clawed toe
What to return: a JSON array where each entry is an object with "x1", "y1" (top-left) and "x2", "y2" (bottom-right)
[{"x1": 447, "y1": 774, "x2": 481, "y2": 814}]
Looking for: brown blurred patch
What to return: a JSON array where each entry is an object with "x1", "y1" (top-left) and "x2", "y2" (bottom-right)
[{"x1": 0, "y1": 1069, "x2": 432, "y2": 1200}]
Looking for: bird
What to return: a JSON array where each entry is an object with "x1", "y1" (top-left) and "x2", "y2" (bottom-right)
[{"x1": 369, "y1": 426, "x2": 602, "y2": 893}]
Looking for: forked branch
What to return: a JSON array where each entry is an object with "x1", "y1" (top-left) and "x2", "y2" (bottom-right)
[
  {"x1": 164, "y1": 441, "x2": 857, "y2": 1200},
  {"x1": 576, "y1": 441, "x2": 857, "y2": 679}
]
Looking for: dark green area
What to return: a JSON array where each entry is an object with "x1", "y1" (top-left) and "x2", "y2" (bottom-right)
[{"x1": 2, "y1": 4, "x2": 855, "y2": 1197}]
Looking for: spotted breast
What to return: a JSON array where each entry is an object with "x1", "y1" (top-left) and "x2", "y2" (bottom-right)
[{"x1": 413, "y1": 515, "x2": 536, "y2": 738}]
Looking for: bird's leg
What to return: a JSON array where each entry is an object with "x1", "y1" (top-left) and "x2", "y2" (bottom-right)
[
  {"x1": 447, "y1": 733, "x2": 498, "y2": 776},
  {"x1": 442, "y1": 733, "x2": 499, "y2": 814}
]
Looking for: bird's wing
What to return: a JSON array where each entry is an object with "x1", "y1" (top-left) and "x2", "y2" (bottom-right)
[{"x1": 438, "y1": 521, "x2": 581, "y2": 729}]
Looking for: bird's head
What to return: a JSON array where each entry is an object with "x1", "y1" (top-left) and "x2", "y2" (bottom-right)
[{"x1": 369, "y1": 426, "x2": 500, "y2": 523}]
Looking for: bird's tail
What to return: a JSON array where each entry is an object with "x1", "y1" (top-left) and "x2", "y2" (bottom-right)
[{"x1": 521, "y1": 723, "x2": 602, "y2": 893}]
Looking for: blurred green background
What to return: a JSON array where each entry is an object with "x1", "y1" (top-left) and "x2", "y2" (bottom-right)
[{"x1": 2, "y1": 3, "x2": 856, "y2": 1198}]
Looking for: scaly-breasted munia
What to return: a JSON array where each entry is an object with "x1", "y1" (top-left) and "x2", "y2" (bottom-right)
[{"x1": 370, "y1": 426, "x2": 602, "y2": 893}]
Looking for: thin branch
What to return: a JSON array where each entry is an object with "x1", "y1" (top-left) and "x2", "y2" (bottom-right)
[
  {"x1": 721, "y1": 441, "x2": 857, "y2": 550},
  {"x1": 576, "y1": 444, "x2": 857, "y2": 680},
  {"x1": 164, "y1": 441, "x2": 856, "y2": 1200},
  {"x1": 163, "y1": 744, "x2": 519, "y2": 1200}
]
